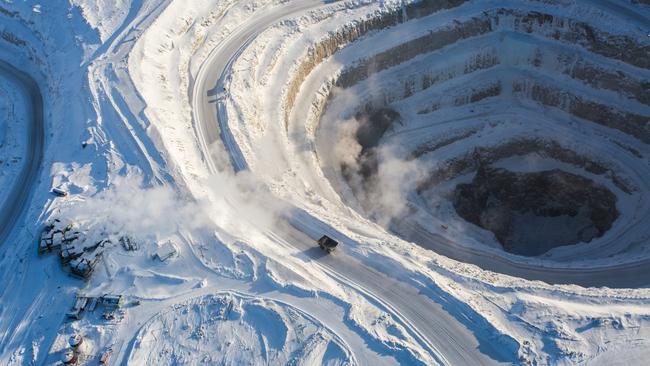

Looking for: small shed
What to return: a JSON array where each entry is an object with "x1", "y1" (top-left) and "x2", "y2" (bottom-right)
[
  {"x1": 52, "y1": 232, "x2": 65, "y2": 247},
  {"x1": 73, "y1": 296, "x2": 88, "y2": 311},
  {"x1": 154, "y1": 241, "x2": 177, "y2": 262},
  {"x1": 60, "y1": 246, "x2": 83, "y2": 264},
  {"x1": 63, "y1": 230, "x2": 80, "y2": 242},
  {"x1": 70, "y1": 254, "x2": 101, "y2": 279},
  {"x1": 86, "y1": 297, "x2": 98, "y2": 312},
  {"x1": 120, "y1": 236, "x2": 137, "y2": 251},
  {"x1": 102, "y1": 294, "x2": 124, "y2": 308}
]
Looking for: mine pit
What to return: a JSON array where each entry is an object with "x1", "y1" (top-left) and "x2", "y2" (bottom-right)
[
  {"x1": 308, "y1": 0, "x2": 649, "y2": 266},
  {"x1": 452, "y1": 166, "x2": 619, "y2": 256}
]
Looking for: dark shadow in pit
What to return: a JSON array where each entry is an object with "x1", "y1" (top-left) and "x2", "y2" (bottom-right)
[
  {"x1": 355, "y1": 108, "x2": 400, "y2": 150},
  {"x1": 453, "y1": 165, "x2": 619, "y2": 256}
]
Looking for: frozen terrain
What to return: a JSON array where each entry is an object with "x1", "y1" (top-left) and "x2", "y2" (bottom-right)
[{"x1": 0, "y1": 0, "x2": 650, "y2": 365}]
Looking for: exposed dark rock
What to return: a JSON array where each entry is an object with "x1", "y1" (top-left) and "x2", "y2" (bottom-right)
[
  {"x1": 453, "y1": 166, "x2": 619, "y2": 256},
  {"x1": 342, "y1": 108, "x2": 401, "y2": 184}
]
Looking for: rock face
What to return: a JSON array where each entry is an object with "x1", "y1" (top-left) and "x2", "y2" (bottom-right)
[
  {"x1": 453, "y1": 166, "x2": 619, "y2": 256},
  {"x1": 342, "y1": 107, "x2": 401, "y2": 182}
]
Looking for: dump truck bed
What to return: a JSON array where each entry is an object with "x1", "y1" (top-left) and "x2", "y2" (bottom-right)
[{"x1": 317, "y1": 235, "x2": 338, "y2": 252}]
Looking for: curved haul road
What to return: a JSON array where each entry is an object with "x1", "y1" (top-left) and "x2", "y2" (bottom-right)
[
  {"x1": 191, "y1": 1, "x2": 513, "y2": 365},
  {"x1": 191, "y1": 0, "x2": 650, "y2": 364},
  {"x1": 0, "y1": 60, "x2": 43, "y2": 246}
]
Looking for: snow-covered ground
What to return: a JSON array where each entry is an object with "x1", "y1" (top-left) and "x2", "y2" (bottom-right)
[
  {"x1": 1, "y1": 0, "x2": 650, "y2": 365},
  {"x1": 126, "y1": 293, "x2": 354, "y2": 365}
]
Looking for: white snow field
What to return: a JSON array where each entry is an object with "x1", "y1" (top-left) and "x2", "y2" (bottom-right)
[
  {"x1": 1, "y1": 0, "x2": 650, "y2": 365},
  {"x1": 126, "y1": 293, "x2": 354, "y2": 365}
]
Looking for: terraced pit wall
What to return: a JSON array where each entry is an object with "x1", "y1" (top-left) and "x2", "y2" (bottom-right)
[
  {"x1": 338, "y1": 8, "x2": 650, "y2": 90},
  {"x1": 283, "y1": 0, "x2": 468, "y2": 128},
  {"x1": 285, "y1": 1, "x2": 650, "y2": 144},
  {"x1": 316, "y1": 7, "x2": 650, "y2": 156},
  {"x1": 414, "y1": 137, "x2": 635, "y2": 194},
  {"x1": 513, "y1": 81, "x2": 650, "y2": 143}
]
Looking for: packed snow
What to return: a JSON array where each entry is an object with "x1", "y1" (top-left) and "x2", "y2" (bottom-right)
[{"x1": 126, "y1": 293, "x2": 354, "y2": 365}]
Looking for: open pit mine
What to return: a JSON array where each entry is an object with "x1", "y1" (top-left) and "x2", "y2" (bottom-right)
[{"x1": 2, "y1": 1, "x2": 650, "y2": 365}]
